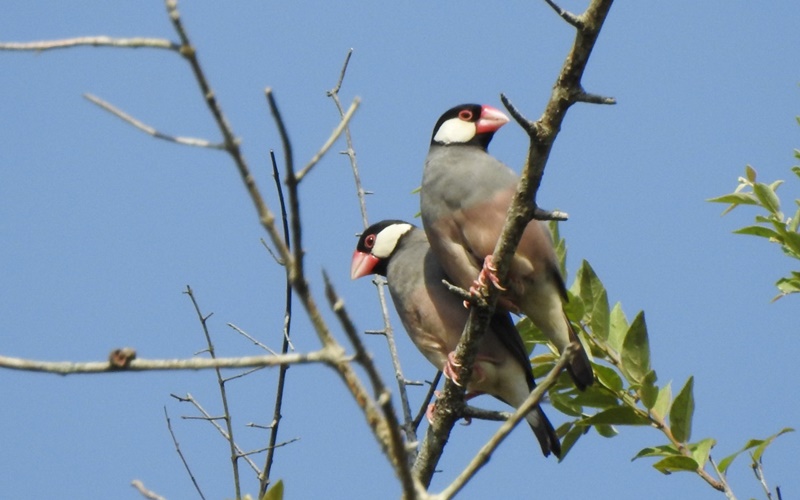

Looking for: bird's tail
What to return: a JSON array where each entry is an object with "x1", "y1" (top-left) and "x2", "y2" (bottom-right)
[
  {"x1": 565, "y1": 316, "x2": 594, "y2": 391},
  {"x1": 526, "y1": 406, "x2": 562, "y2": 458}
]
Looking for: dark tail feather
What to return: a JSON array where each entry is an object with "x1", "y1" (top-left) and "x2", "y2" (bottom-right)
[
  {"x1": 527, "y1": 407, "x2": 562, "y2": 458},
  {"x1": 566, "y1": 316, "x2": 594, "y2": 391}
]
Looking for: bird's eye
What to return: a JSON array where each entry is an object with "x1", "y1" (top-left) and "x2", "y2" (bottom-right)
[
  {"x1": 364, "y1": 234, "x2": 376, "y2": 249},
  {"x1": 458, "y1": 109, "x2": 473, "y2": 121}
]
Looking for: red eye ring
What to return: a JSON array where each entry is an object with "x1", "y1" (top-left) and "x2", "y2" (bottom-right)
[
  {"x1": 364, "y1": 234, "x2": 376, "y2": 249},
  {"x1": 458, "y1": 109, "x2": 473, "y2": 121}
]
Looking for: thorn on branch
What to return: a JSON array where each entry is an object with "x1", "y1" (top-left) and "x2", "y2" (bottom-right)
[
  {"x1": 533, "y1": 207, "x2": 569, "y2": 222},
  {"x1": 574, "y1": 90, "x2": 617, "y2": 105},
  {"x1": 441, "y1": 279, "x2": 486, "y2": 308},
  {"x1": 499, "y1": 93, "x2": 535, "y2": 134},
  {"x1": 543, "y1": 0, "x2": 584, "y2": 29}
]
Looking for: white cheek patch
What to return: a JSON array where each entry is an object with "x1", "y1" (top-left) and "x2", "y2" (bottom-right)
[
  {"x1": 373, "y1": 223, "x2": 413, "y2": 258},
  {"x1": 433, "y1": 118, "x2": 476, "y2": 144}
]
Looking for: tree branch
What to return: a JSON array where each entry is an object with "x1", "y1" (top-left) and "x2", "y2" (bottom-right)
[
  {"x1": 0, "y1": 36, "x2": 179, "y2": 52},
  {"x1": 84, "y1": 93, "x2": 225, "y2": 149}
]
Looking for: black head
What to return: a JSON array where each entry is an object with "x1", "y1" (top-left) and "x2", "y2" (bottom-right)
[
  {"x1": 351, "y1": 220, "x2": 415, "y2": 279},
  {"x1": 430, "y1": 103, "x2": 509, "y2": 150}
]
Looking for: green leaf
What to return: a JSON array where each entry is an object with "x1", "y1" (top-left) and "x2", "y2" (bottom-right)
[
  {"x1": 752, "y1": 427, "x2": 795, "y2": 462},
  {"x1": 571, "y1": 386, "x2": 622, "y2": 409},
  {"x1": 717, "y1": 428, "x2": 795, "y2": 474},
  {"x1": 549, "y1": 220, "x2": 568, "y2": 278},
  {"x1": 607, "y1": 302, "x2": 628, "y2": 353},
  {"x1": 652, "y1": 456, "x2": 699, "y2": 474},
  {"x1": 788, "y1": 205, "x2": 800, "y2": 232},
  {"x1": 774, "y1": 276, "x2": 800, "y2": 300},
  {"x1": 517, "y1": 317, "x2": 547, "y2": 351},
  {"x1": 550, "y1": 391, "x2": 584, "y2": 417},
  {"x1": 707, "y1": 192, "x2": 758, "y2": 206},
  {"x1": 690, "y1": 438, "x2": 716, "y2": 468},
  {"x1": 651, "y1": 382, "x2": 672, "y2": 420},
  {"x1": 592, "y1": 364, "x2": 624, "y2": 393},
  {"x1": 745, "y1": 164, "x2": 757, "y2": 182},
  {"x1": 792, "y1": 165, "x2": 800, "y2": 178},
  {"x1": 670, "y1": 376, "x2": 695, "y2": 443},
  {"x1": 573, "y1": 260, "x2": 610, "y2": 340},
  {"x1": 262, "y1": 480, "x2": 284, "y2": 500},
  {"x1": 631, "y1": 444, "x2": 681, "y2": 461},
  {"x1": 733, "y1": 225, "x2": 782, "y2": 239},
  {"x1": 639, "y1": 369, "x2": 659, "y2": 410},
  {"x1": 620, "y1": 312, "x2": 651, "y2": 384},
  {"x1": 557, "y1": 422, "x2": 585, "y2": 461},
  {"x1": 563, "y1": 290, "x2": 585, "y2": 325},
  {"x1": 580, "y1": 406, "x2": 650, "y2": 426},
  {"x1": 594, "y1": 423, "x2": 618, "y2": 438},
  {"x1": 753, "y1": 182, "x2": 782, "y2": 215}
]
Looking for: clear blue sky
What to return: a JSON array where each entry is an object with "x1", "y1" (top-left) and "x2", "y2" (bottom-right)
[{"x1": 1, "y1": 1, "x2": 797, "y2": 499}]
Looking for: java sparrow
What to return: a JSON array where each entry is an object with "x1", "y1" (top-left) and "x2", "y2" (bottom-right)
[
  {"x1": 351, "y1": 220, "x2": 561, "y2": 458},
  {"x1": 419, "y1": 104, "x2": 594, "y2": 391}
]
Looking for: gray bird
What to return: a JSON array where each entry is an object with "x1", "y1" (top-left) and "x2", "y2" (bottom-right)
[
  {"x1": 419, "y1": 103, "x2": 594, "y2": 390},
  {"x1": 351, "y1": 220, "x2": 561, "y2": 458}
]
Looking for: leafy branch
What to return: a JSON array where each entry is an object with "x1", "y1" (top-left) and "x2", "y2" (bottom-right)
[
  {"x1": 519, "y1": 222, "x2": 793, "y2": 499},
  {"x1": 708, "y1": 160, "x2": 800, "y2": 300}
]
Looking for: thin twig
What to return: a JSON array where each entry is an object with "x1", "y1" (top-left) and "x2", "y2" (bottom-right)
[
  {"x1": 327, "y1": 49, "x2": 418, "y2": 453},
  {"x1": 184, "y1": 286, "x2": 241, "y2": 499},
  {"x1": 296, "y1": 97, "x2": 361, "y2": 182},
  {"x1": 0, "y1": 36, "x2": 179, "y2": 52},
  {"x1": 227, "y1": 323, "x2": 278, "y2": 354},
  {"x1": 751, "y1": 457, "x2": 773, "y2": 500},
  {"x1": 172, "y1": 394, "x2": 261, "y2": 475},
  {"x1": 260, "y1": 150, "x2": 296, "y2": 497},
  {"x1": 709, "y1": 456, "x2": 737, "y2": 500},
  {"x1": 412, "y1": 372, "x2": 443, "y2": 431},
  {"x1": 164, "y1": 406, "x2": 207, "y2": 500},
  {"x1": 84, "y1": 93, "x2": 225, "y2": 149},
  {"x1": 327, "y1": 49, "x2": 369, "y2": 228},
  {"x1": 131, "y1": 480, "x2": 167, "y2": 500},
  {"x1": 543, "y1": 0, "x2": 584, "y2": 29}
]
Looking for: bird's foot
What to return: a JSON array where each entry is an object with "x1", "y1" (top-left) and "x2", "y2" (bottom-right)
[
  {"x1": 442, "y1": 352, "x2": 486, "y2": 387},
  {"x1": 478, "y1": 255, "x2": 506, "y2": 291},
  {"x1": 442, "y1": 351, "x2": 462, "y2": 386}
]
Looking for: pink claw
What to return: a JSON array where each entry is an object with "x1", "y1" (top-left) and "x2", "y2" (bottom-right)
[
  {"x1": 443, "y1": 351, "x2": 463, "y2": 386},
  {"x1": 478, "y1": 255, "x2": 506, "y2": 291}
]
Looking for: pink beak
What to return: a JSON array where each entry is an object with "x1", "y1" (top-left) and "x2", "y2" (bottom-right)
[
  {"x1": 476, "y1": 104, "x2": 510, "y2": 134},
  {"x1": 351, "y1": 250, "x2": 380, "y2": 279}
]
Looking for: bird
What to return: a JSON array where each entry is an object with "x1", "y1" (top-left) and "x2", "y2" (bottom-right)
[
  {"x1": 419, "y1": 103, "x2": 594, "y2": 391},
  {"x1": 351, "y1": 219, "x2": 561, "y2": 458}
]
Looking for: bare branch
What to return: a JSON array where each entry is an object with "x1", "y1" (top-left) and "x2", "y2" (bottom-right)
[
  {"x1": 84, "y1": 93, "x2": 225, "y2": 149},
  {"x1": 227, "y1": 323, "x2": 278, "y2": 355},
  {"x1": 172, "y1": 393, "x2": 261, "y2": 476},
  {"x1": 0, "y1": 36, "x2": 179, "y2": 52},
  {"x1": 0, "y1": 349, "x2": 344, "y2": 374},
  {"x1": 260, "y1": 149, "x2": 296, "y2": 496},
  {"x1": 164, "y1": 406, "x2": 207, "y2": 500},
  {"x1": 184, "y1": 286, "x2": 241, "y2": 499},
  {"x1": 131, "y1": 480, "x2": 167, "y2": 500},
  {"x1": 296, "y1": 97, "x2": 361, "y2": 182}
]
